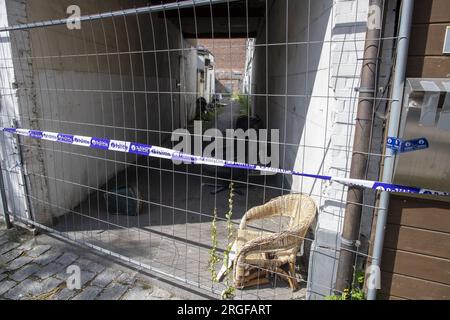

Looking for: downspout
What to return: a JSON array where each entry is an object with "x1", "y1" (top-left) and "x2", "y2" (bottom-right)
[
  {"x1": 367, "y1": 0, "x2": 414, "y2": 300},
  {"x1": 335, "y1": 0, "x2": 383, "y2": 292}
]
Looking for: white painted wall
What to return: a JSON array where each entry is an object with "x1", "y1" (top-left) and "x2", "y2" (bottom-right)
[
  {"x1": 251, "y1": 0, "x2": 367, "y2": 299},
  {"x1": 253, "y1": 0, "x2": 371, "y2": 235},
  {"x1": 252, "y1": 0, "x2": 397, "y2": 299}
]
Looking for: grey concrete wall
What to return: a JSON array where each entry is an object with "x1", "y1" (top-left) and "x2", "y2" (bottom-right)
[{"x1": 2, "y1": 0, "x2": 198, "y2": 223}]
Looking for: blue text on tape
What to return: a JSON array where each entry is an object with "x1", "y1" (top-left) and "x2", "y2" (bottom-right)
[{"x1": 387, "y1": 137, "x2": 429, "y2": 154}]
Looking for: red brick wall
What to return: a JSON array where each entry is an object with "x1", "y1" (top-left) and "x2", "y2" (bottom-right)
[
  {"x1": 199, "y1": 38, "x2": 247, "y2": 72},
  {"x1": 198, "y1": 38, "x2": 247, "y2": 92}
]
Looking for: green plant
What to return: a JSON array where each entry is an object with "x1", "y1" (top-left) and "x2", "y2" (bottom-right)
[
  {"x1": 196, "y1": 106, "x2": 225, "y2": 122},
  {"x1": 325, "y1": 270, "x2": 366, "y2": 300},
  {"x1": 221, "y1": 286, "x2": 236, "y2": 300},
  {"x1": 230, "y1": 92, "x2": 251, "y2": 116},
  {"x1": 221, "y1": 182, "x2": 236, "y2": 300},
  {"x1": 208, "y1": 183, "x2": 237, "y2": 299},
  {"x1": 350, "y1": 287, "x2": 365, "y2": 300},
  {"x1": 325, "y1": 295, "x2": 341, "y2": 300},
  {"x1": 238, "y1": 95, "x2": 251, "y2": 116},
  {"x1": 208, "y1": 208, "x2": 220, "y2": 282},
  {"x1": 355, "y1": 270, "x2": 365, "y2": 287},
  {"x1": 325, "y1": 290, "x2": 347, "y2": 300},
  {"x1": 202, "y1": 109, "x2": 215, "y2": 122}
]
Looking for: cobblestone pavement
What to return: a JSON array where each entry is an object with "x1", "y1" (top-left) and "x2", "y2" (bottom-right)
[{"x1": 0, "y1": 223, "x2": 185, "y2": 300}]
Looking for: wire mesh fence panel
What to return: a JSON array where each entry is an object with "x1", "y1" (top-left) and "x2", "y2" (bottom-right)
[{"x1": 0, "y1": 0, "x2": 398, "y2": 300}]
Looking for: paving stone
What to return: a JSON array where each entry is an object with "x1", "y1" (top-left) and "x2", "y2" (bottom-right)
[
  {"x1": 7, "y1": 277, "x2": 64, "y2": 300},
  {"x1": 0, "y1": 280, "x2": 17, "y2": 296},
  {"x1": 3, "y1": 279, "x2": 38, "y2": 299},
  {"x1": 21, "y1": 277, "x2": 65, "y2": 300},
  {"x1": 34, "y1": 262, "x2": 64, "y2": 280},
  {"x1": 72, "y1": 286, "x2": 102, "y2": 300},
  {"x1": 34, "y1": 250, "x2": 62, "y2": 266},
  {"x1": 96, "y1": 283, "x2": 128, "y2": 300},
  {"x1": 9, "y1": 263, "x2": 41, "y2": 282},
  {"x1": 0, "y1": 249, "x2": 22, "y2": 264},
  {"x1": 17, "y1": 240, "x2": 36, "y2": 252},
  {"x1": 0, "y1": 236, "x2": 8, "y2": 247},
  {"x1": 77, "y1": 258, "x2": 106, "y2": 274},
  {"x1": 6, "y1": 256, "x2": 33, "y2": 271},
  {"x1": 54, "y1": 268, "x2": 70, "y2": 281},
  {"x1": 55, "y1": 269, "x2": 96, "y2": 288},
  {"x1": 75, "y1": 257, "x2": 89, "y2": 265},
  {"x1": 0, "y1": 242, "x2": 20, "y2": 255},
  {"x1": 150, "y1": 287, "x2": 172, "y2": 299},
  {"x1": 85, "y1": 262, "x2": 105, "y2": 274},
  {"x1": 26, "y1": 245, "x2": 51, "y2": 258},
  {"x1": 43, "y1": 276, "x2": 64, "y2": 289},
  {"x1": 122, "y1": 285, "x2": 154, "y2": 300},
  {"x1": 71, "y1": 257, "x2": 90, "y2": 270},
  {"x1": 116, "y1": 272, "x2": 136, "y2": 286},
  {"x1": 91, "y1": 269, "x2": 121, "y2": 288},
  {"x1": 80, "y1": 271, "x2": 97, "y2": 287},
  {"x1": 0, "y1": 227, "x2": 184, "y2": 302},
  {"x1": 55, "y1": 252, "x2": 79, "y2": 267},
  {"x1": 52, "y1": 288, "x2": 78, "y2": 300}
]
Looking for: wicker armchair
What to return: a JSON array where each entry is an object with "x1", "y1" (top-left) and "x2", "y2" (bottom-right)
[{"x1": 232, "y1": 194, "x2": 316, "y2": 290}]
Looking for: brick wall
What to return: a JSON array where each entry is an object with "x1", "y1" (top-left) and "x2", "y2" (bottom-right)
[{"x1": 198, "y1": 38, "x2": 247, "y2": 92}]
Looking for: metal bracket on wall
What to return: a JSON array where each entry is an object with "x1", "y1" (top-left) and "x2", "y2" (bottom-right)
[{"x1": 355, "y1": 87, "x2": 376, "y2": 94}]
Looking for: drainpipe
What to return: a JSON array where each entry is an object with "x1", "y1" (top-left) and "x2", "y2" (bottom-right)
[
  {"x1": 335, "y1": 0, "x2": 383, "y2": 292},
  {"x1": 367, "y1": 0, "x2": 414, "y2": 300}
]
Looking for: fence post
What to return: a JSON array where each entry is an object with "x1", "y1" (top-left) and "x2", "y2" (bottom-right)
[{"x1": 0, "y1": 157, "x2": 12, "y2": 229}]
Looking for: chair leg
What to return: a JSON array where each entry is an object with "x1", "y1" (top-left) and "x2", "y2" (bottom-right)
[
  {"x1": 275, "y1": 267, "x2": 295, "y2": 290},
  {"x1": 235, "y1": 270, "x2": 269, "y2": 289},
  {"x1": 289, "y1": 261, "x2": 299, "y2": 291}
]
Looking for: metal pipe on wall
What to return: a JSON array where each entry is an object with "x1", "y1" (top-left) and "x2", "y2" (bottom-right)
[
  {"x1": 367, "y1": 0, "x2": 415, "y2": 300},
  {"x1": 335, "y1": 0, "x2": 384, "y2": 292}
]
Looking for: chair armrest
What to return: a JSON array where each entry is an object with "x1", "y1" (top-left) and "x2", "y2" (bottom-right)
[{"x1": 235, "y1": 231, "x2": 299, "y2": 262}]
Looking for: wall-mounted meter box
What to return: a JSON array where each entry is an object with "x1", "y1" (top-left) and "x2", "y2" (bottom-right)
[
  {"x1": 444, "y1": 26, "x2": 450, "y2": 54},
  {"x1": 392, "y1": 78, "x2": 450, "y2": 194}
]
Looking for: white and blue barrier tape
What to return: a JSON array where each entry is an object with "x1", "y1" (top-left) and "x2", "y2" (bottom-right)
[
  {"x1": 386, "y1": 137, "x2": 429, "y2": 154},
  {"x1": 2, "y1": 127, "x2": 449, "y2": 196}
]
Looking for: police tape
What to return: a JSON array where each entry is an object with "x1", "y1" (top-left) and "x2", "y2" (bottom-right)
[{"x1": 2, "y1": 127, "x2": 449, "y2": 196}]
